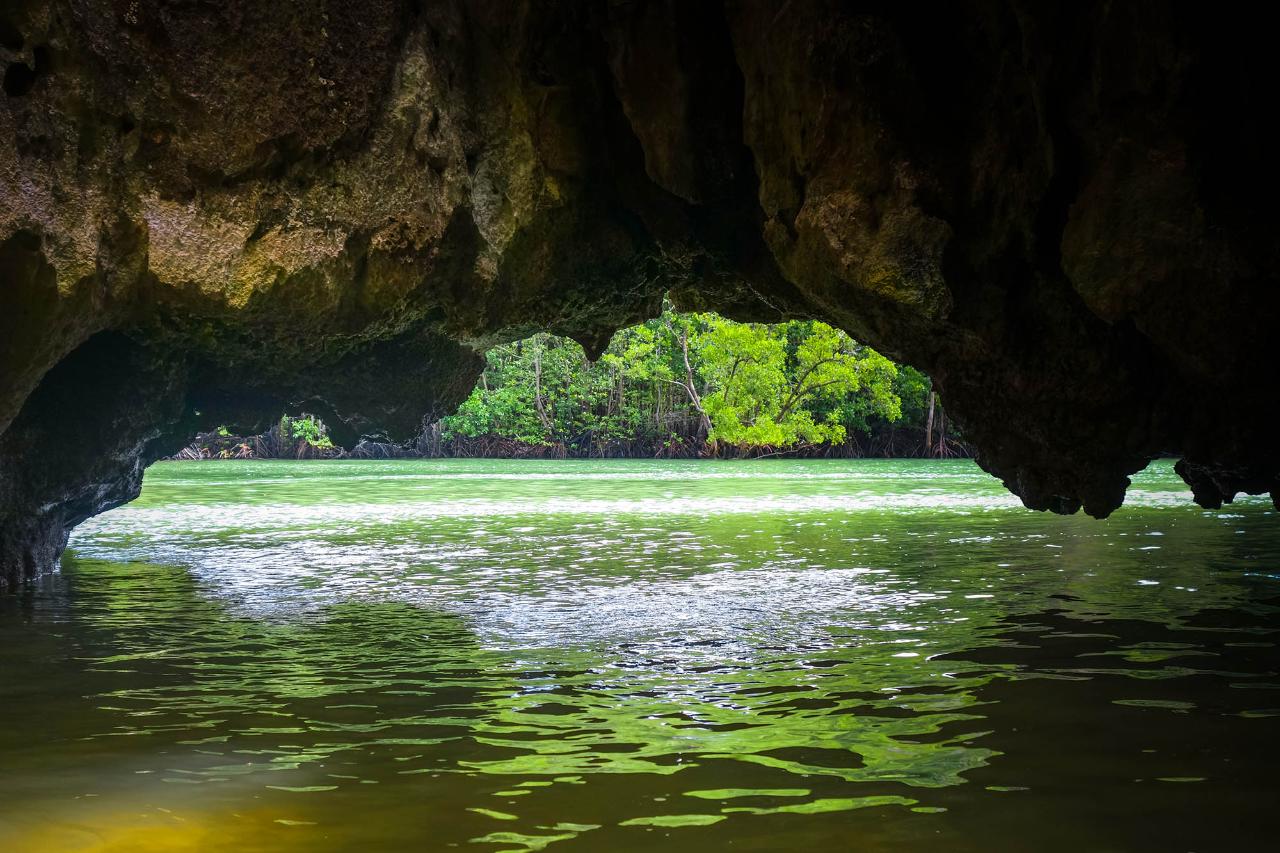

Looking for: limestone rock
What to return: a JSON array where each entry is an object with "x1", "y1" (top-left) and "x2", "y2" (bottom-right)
[{"x1": 2, "y1": 1, "x2": 1277, "y2": 588}]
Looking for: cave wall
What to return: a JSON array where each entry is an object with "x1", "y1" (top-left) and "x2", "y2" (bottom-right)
[{"x1": 1, "y1": 0, "x2": 1277, "y2": 589}]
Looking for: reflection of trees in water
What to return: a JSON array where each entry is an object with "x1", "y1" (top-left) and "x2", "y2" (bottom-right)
[
  {"x1": 3, "y1": 566, "x2": 489, "y2": 783},
  {"x1": 5, "y1": 490, "x2": 1280, "y2": 850},
  {"x1": 24, "y1": 504, "x2": 1277, "y2": 793},
  {"x1": 23, "y1": 556, "x2": 993, "y2": 792}
]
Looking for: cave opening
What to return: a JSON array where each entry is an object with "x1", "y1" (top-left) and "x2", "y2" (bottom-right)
[{"x1": 2, "y1": 44, "x2": 47, "y2": 97}]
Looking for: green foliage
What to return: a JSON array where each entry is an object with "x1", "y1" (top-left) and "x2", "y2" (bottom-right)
[
  {"x1": 438, "y1": 304, "x2": 945, "y2": 455},
  {"x1": 696, "y1": 316, "x2": 899, "y2": 449},
  {"x1": 284, "y1": 415, "x2": 334, "y2": 449},
  {"x1": 892, "y1": 365, "x2": 933, "y2": 426}
]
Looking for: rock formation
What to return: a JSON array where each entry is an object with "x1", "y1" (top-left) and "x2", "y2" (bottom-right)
[{"x1": 2, "y1": 1, "x2": 1277, "y2": 589}]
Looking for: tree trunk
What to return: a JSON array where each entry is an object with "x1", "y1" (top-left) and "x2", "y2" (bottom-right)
[
  {"x1": 678, "y1": 328, "x2": 714, "y2": 441},
  {"x1": 925, "y1": 391, "x2": 936, "y2": 457},
  {"x1": 532, "y1": 341, "x2": 553, "y2": 435}
]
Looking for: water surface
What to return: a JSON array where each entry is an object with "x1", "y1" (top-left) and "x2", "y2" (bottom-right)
[{"x1": 2, "y1": 459, "x2": 1278, "y2": 851}]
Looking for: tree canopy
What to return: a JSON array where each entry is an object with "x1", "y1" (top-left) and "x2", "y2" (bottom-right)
[
  {"x1": 434, "y1": 303, "x2": 958, "y2": 458},
  {"x1": 187, "y1": 304, "x2": 964, "y2": 460}
]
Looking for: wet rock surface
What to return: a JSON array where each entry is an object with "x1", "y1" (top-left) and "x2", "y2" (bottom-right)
[{"x1": 2, "y1": 1, "x2": 1277, "y2": 588}]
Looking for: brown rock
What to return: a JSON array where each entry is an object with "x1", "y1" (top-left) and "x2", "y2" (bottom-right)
[{"x1": 2, "y1": 1, "x2": 1277, "y2": 588}]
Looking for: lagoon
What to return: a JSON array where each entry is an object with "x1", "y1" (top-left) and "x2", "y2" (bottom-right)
[{"x1": 2, "y1": 459, "x2": 1277, "y2": 851}]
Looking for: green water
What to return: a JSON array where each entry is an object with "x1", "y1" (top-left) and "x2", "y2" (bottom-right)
[{"x1": 1, "y1": 459, "x2": 1278, "y2": 852}]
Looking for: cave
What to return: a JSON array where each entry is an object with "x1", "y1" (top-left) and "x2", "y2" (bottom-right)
[
  {"x1": 5, "y1": 4, "x2": 1280, "y2": 850},
  {"x1": 1, "y1": 0, "x2": 1278, "y2": 593}
]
